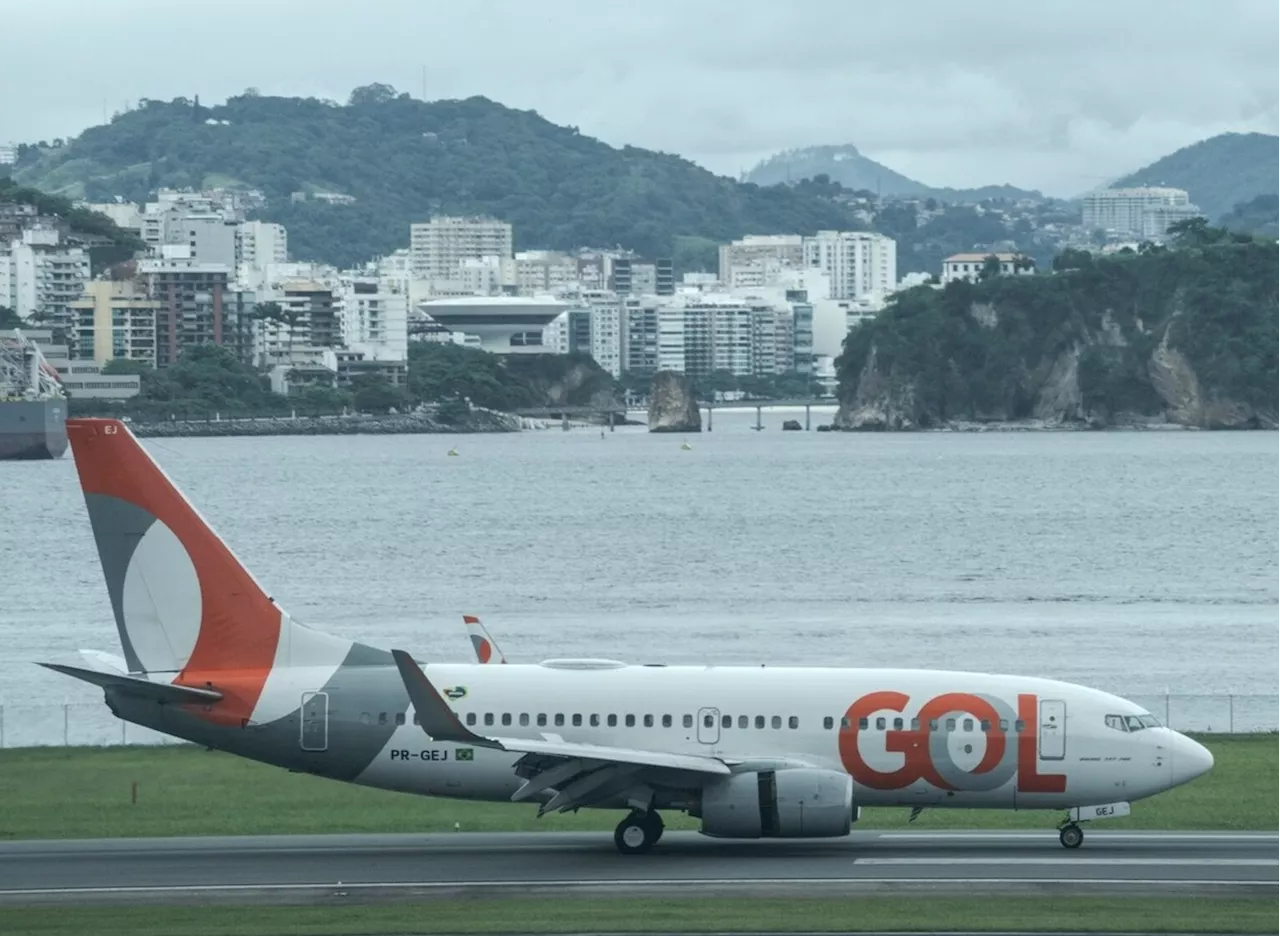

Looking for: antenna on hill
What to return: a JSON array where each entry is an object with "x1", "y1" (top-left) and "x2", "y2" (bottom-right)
[{"x1": 421, "y1": 65, "x2": 427, "y2": 101}]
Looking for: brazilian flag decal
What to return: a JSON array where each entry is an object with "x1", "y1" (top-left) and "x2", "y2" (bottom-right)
[{"x1": 456, "y1": 748, "x2": 475, "y2": 762}]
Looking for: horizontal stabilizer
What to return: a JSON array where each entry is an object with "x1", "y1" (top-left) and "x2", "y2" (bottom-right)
[{"x1": 39, "y1": 662, "x2": 223, "y2": 705}]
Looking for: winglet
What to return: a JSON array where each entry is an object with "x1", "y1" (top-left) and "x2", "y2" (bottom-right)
[{"x1": 390, "y1": 649, "x2": 493, "y2": 747}]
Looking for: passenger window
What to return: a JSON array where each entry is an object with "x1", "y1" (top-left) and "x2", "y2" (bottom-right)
[
  {"x1": 789, "y1": 716, "x2": 799, "y2": 729},
  {"x1": 875, "y1": 717, "x2": 886, "y2": 730},
  {"x1": 945, "y1": 718, "x2": 955, "y2": 731},
  {"x1": 484, "y1": 713, "x2": 494, "y2": 727},
  {"x1": 704, "y1": 713, "x2": 715, "y2": 728},
  {"x1": 395, "y1": 712, "x2": 405, "y2": 726},
  {"x1": 519, "y1": 713, "x2": 529, "y2": 727},
  {"x1": 501, "y1": 713, "x2": 512, "y2": 726},
  {"x1": 739, "y1": 715, "x2": 749, "y2": 729},
  {"x1": 644, "y1": 715, "x2": 654, "y2": 727},
  {"x1": 1014, "y1": 719, "x2": 1025, "y2": 733},
  {"x1": 683, "y1": 714, "x2": 693, "y2": 728},
  {"x1": 892, "y1": 717, "x2": 903, "y2": 730},
  {"x1": 857, "y1": 717, "x2": 868, "y2": 729},
  {"x1": 572, "y1": 714, "x2": 582, "y2": 727},
  {"x1": 771, "y1": 716, "x2": 782, "y2": 729},
  {"x1": 360, "y1": 713, "x2": 372, "y2": 725},
  {"x1": 841, "y1": 716, "x2": 852, "y2": 729},
  {"x1": 378, "y1": 712, "x2": 387, "y2": 726},
  {"x1": 662, "y1": 715, "x2": 672, "y2": 728},
  {"x1": 910, "y1": 717, "x2": 920, "y2": 731},
  {"x1": 626, "y1": 714, "x2": 636, "y2": 727},
  {"x1": 590, "y1": 714, "x2": 600, "y2": 727},
  {"x1": 465, "y1": 712, "x2": 476, "y2": 726},
  {"x1": 963, "y1": 718, "x2": 973, "y2": 732},
  {"x1": 998, "y1": 719, "x2": 1009, "y2": 731},
  {"x1": 554, "y1": 714, "x2": 565, "y2": 727},
  {"x1": 980, "y1": 719, "x2": 991, "y2": 732},
  {"x1": 755, "y1": 715, "x2": 766, "y2": 729},
  {"x1": 608, "y1": 714, "x2": 618, "y2": 727},
  {"x1": 721, "y1": 714, "x2": 731, "y2": 729},
  {"x1": 536, "y1": 713, "x2": 546, "y2": 727},
  {"x1": 823, "y1": 716, "x2": 834, "y2": 730}
]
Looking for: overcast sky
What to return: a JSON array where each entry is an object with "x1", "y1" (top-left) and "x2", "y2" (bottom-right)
[{"x1": 1, "y1": 0, "x2": 1276, "y2": 196}]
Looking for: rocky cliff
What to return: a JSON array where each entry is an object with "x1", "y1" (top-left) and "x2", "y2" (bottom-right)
[
  {"x1": 648, "y1": 371, "x2": 702, "y2": 432},
  {"x1": 833, "y1": 237, "x2": 1278, "y2": 431}
]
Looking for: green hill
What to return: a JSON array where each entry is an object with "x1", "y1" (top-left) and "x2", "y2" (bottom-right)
[
  {"x1": 834, "y1": 222, "x2": 1278, "y2": 431},
  {"x1": 1108, "y1": 132, "x2": 1279, "y2": 221},
  {"x1": 742, "y1": 144, "x2": 1043, "y2": 202},
  {"x1": 10, "y1": 86, "x2": 862, "y2": 270}
]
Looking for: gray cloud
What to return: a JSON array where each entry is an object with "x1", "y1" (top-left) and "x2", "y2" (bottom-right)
[{"x1": 1, "y1": 0, "x2": 1275, "y2": 196}]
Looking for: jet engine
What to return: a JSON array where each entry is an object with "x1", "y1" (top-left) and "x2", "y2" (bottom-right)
[{"x1": 698, "y1": 768, "x2": 855, "y2": 838}]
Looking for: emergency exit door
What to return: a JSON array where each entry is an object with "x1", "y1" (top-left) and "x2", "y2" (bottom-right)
[{"x1": 1038, "y1": 699, "x2": 1066, "y2": 760}]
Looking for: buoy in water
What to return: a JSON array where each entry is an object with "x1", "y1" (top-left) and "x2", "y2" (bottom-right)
[
  {"x1": 447, "y1": 447, "x2": 459, "y2": 456},
  {"x1": 680, "y1": 442, "x2": 692, "y2": 451}
]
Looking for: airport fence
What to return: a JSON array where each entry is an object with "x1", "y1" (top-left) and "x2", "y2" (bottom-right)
[{"x1": 0, "y1": 694, "x2": 1275, "y2": 749}]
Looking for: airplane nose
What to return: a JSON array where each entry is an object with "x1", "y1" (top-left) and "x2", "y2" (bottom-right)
[{"x1": 1170, "y1": 733, "x2": 1214, "y2": 786}]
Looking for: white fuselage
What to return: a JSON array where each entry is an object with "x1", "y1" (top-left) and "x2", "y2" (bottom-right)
[{"x1": 305, "y1": 661, "x2": 1203, "y2": 811}]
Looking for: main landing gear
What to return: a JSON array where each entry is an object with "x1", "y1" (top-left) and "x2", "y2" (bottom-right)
[
  {"x1": 1058, "y1": 822, "x2": 1084, "y2": 849},
  {"x1": 614, "y1": 809, "x2": 664, "y2": 855}
]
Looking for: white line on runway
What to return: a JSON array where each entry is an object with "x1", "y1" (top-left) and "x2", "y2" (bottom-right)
[
  {"x1": 880, "y1": 832, "x2": 1278, "y2": 841},
  {"x1": 856, "y1": 858, "x2": 1277, "y2": 867},
  {"x1": 0, "y1": 877, "x2": 1275, "y2": 897}
]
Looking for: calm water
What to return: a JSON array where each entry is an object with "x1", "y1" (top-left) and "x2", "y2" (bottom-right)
[{"x1": 1, "y1": 411, "x2": 1276, "y2": 744}]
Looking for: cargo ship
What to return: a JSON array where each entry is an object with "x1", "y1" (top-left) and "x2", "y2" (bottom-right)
[{"x1": 1, "y1": 329, "x2": 68, "y2": 460}]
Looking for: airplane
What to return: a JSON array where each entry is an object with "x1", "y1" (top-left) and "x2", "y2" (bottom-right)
[{"x1": 43, "y1": 418, "x2": 1214, "y2": 855}]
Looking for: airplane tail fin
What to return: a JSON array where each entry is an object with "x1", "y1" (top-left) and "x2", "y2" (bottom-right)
[
  {"x1": 64, "y1": 418, "x2": 342, "y2": 720},
  {"x1": 463, "y1": 614, "x2": 506, "y2": 664}
]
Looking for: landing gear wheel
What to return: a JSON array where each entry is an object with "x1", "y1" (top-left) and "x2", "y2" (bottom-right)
[
  {"x1": 614, "y1": 811, "x2": 659, "y2": 855},
  {"x1": 1059, "y1": 823, "x2": 1084, "y2": 849},
  {"x1": 644, "y1": 810, "x2": 665, "y2": 844}
]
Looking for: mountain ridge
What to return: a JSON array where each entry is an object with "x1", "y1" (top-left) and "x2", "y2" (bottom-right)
[{"x1": 742, "y1": 143, "x2": 1044, "y2": 202}]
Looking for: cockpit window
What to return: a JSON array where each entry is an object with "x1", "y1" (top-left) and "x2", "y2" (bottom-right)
[{"x1": 1106, "y1": 712, "x2": 1161, "y2": 732}]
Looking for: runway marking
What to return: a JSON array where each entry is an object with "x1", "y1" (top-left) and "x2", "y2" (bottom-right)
[
  {"x1": 881, "y1": 832, "x2": 1279, "y2": 841},
  {"x1": 0, "y1": 877, "x2": 1275, "y2": 898},
  {"x1": 857, "y1": 858, "x2": 1278, "y2": 867}
]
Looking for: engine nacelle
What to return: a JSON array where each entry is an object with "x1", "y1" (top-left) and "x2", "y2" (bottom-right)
[{"x1": 699, "y1": 768, "x2": 855, "y2": 839}]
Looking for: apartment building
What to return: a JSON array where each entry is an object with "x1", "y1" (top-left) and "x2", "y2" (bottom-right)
[
  {"x1": 69, "y1": 279, "x2": 161, "y2": 366},
  {"x1": 138, "y1": 250, "x2": 234, "y2": 367},
  {"x1": 1081, "y1": 187, "x2": 1203, "y2": 238},
  {"x1": 718, "y1": 235, "x2": 805, "y2": 286},
  {"x1": 409, "y1": 216, "x2": 513, "y2": 282},
  {"x1": 0, "y1": 229, "x2": 91, "y2": 339},
  {"x1": 802, "y1": 231, "x2": 897, "y2": 301}
]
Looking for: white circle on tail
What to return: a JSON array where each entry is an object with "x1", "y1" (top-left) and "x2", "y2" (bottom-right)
[{"x1": 120, "y1": 517, "x2": 204, "y2": 673}]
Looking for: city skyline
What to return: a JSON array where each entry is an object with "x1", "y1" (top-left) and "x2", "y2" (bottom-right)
[{"x1": 1, "y1": 0, "x2": 1276, "y2": 198}]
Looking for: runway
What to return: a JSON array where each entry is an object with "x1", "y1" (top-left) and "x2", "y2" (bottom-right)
[{"x1": 0, "y1": 830, "x2": 1274, "y2": 906}]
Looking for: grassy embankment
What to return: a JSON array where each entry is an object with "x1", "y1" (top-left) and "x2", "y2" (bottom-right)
[
  {"x1": 0, "y1": 734, "x2": 1273, "y2": 839},
  {"x1": 3, "y1": 898, "x2": 1278, "y2": 936}
]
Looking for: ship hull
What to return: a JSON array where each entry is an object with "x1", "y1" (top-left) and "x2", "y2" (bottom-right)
[{"x1": 0, "y1": 400, "x2": 68, "y2": 460}]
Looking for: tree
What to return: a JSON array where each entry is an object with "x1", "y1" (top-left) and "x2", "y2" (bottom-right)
[
  {"x1": 351, "y1": 375, "x2": 406, "y2": 414},
  {"x1": 0, "y1": 306, "x2": 21, "y2": 329},
  {"x1": 348, "y1": 83, "x2": 398, "y2": 107},
  {"x1": 978, "y1": 255, "x2": 1003, "y2": 281}
]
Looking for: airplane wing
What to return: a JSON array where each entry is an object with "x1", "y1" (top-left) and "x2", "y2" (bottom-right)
[
  {"x1": 38, "y1": 662, "x2": 224, "y2": 705},
  {"x1": 391, "y1": 649, "x2": 730, "y2": 815},
  {"x1": 462, "y1": 614, "x2": 506, "y2": 664}
]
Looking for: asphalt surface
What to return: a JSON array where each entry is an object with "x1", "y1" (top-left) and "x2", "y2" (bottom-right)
[{"x1": 0, "y1": 830, "x2": 1273, "y2": 906}]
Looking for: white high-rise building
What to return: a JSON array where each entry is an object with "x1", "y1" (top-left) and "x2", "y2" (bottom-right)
[
  {"x1": 514, "y1": 250, "x2": 577, "y2": 295},
  {"x1": 0, "y1": 230, "x2": 91, "y2": 327},
  {"x1": 1081, "y1": 187, "x2": 1202, "y2": 238},
  {"x1": 588, "y1": 300, "x2": 623, "y2": 377},
  {"x1": 236, "y1": 221, "x2": 288, "y2": 285},
  {"x1": 410, "y1": 216, "x2": 513, "y2": 282},
  {"x1": 802, "y1": 231, "x2": 897, "y2": 302},
  {"x1": 718, "y1": 235, "x2": 804, "y2": 286},
  {"x1": 338, "y1": 276, "x2": 408, "y2": 363}
]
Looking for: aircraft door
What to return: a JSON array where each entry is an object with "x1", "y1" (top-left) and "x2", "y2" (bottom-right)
[
  {"x1": 1038, "y1": 699, "x2": 1066, "y2": 761},
  {"x1": 300, "y1": 691, "x2": 329, "y2": 752},
  {"x1": 697, "y1": 707, "x2": 720, "y2": 745}
]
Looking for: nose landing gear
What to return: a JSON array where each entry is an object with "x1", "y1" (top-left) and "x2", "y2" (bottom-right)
[
  {"x1": 1058, "y1": 822, "x2": 1084, "y2": 849},
  {"x1": 613, "y1": 809, "x2": 664, "y2": 855}
]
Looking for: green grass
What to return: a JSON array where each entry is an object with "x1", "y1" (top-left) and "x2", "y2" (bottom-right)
[
  {"x1": 0, "y1": 734, "x2": 1273, "y2": 840},
  {"x1": 3, "y1": 898, "x2": 1277, "y2": 936}
]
